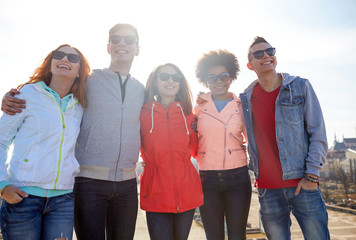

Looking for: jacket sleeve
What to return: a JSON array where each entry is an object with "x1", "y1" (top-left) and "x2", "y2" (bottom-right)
[
  {"x1": 303, "y1": 80, "x2": 328, "y2": 177},
  {"x1": 0, "y1": 105, "x2": 28, "y2": 183}
]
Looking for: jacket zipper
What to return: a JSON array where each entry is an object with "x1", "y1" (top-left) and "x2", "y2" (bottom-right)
[
  {"x1": 202, "y1": 111, "x2": 234, "y2": 169},
  {"x1": 167, "y1": 108, "x2": 180, "y2": 212},
  {"x1": 39, "y1": 85, "x2": 66, "y2": 189},
  {"x1": 115, "y1": 102, "x2": 125, "y2": 178}
]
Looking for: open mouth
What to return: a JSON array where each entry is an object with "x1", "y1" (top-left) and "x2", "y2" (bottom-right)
[{"x1": 58, "y1": 64, "x2": 70, "y2": 70}]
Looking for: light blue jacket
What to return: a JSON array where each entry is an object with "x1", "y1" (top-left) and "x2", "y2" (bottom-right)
[
  {"x1": 239, "y1": 73, "x2": 328, "y2": 180},
  {"x1": 0, "y1": 83, "x2": 83, "y2": 190}
]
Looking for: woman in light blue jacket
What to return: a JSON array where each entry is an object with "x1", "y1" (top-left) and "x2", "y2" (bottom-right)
[{"x1": 0, "y1": 44, "x2": 90, "y2": 240}]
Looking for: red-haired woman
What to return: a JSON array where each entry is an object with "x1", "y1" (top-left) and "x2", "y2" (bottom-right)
[
  {"x1": 0, "y1": 44, "x2": 90, "y2": 240},
  {"x1": 140, "y1": 63, "x2": 203, "y2": 240}
]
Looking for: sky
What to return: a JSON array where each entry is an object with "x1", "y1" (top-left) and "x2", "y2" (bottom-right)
[{"x1": 0, "y1": 0, "x2": 355, "y2": 147}]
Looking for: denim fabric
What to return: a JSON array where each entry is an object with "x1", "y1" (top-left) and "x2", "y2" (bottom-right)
[
  {"x1": 0, "y1": 193, "x2": 74, "y2": 240},
  {"x1": 199, "y1": 166, "x2": 251, "y2": 240},
  {"x1": 73, "y1": 177, "x2": 138, "y2": 240},
  {"x1": 146, "y1": 209, "x2": 195, "y2": 240},
  {"x1": 240, "y1": 73, "x2": 328, "y2": 180},
  {"x1": 258, "y1": 187, "x2": 329, "y2": 240}
]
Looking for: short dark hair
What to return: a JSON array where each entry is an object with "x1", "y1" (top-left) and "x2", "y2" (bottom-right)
[
  {"x1": 108, "y1": 23, "x2": 139, "y2": 44},
  {"x1": 247, "y1": 36, "x2": 270, "y2": 62},
  {"x1": 195, "y1": 49, "x2": 239, "y2": 87}
]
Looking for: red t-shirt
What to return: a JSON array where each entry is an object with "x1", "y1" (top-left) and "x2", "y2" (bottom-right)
[{"x1": 251, "y1": 83, "x2": 300, "y2": 189}]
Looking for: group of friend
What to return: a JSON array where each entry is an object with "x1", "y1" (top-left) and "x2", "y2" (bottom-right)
[{"x1": 0, "y1": 23, "x2": 330, "y2": 240}]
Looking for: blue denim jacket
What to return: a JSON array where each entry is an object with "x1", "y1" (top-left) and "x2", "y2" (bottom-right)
[{"x1": 239, "y1": 73, "x2": 328, "y2": 180}]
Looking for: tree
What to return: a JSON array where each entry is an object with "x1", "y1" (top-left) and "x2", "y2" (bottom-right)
[{"x1": 335, "y1": 168, "x2": 351, "y2": 200}]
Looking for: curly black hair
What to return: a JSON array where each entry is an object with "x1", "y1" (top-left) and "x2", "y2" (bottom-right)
[{"x1": 195, "y1": 49, "x2": 239, "y2": 87}]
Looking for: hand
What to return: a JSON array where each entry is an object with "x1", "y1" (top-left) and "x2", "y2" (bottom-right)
[
  {"x1": 1, "y1": 88, "x2": 26, "y2": 115},
  {"x1": 141, "y1": 161, "x2": 146, "y2": 168},
  {"x1": 1, "y1": 185, "x2": 28, "y2": 204},
  {"x1": 295, "y1": 178, "x2": 318, "y2": 196}
]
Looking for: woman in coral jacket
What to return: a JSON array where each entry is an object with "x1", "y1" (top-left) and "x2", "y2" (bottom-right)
[
  {"x1": 140, "y1": 63, "x2": 203, "y2": 240},
  {"x1": 194, "y1": 50, "x2": 252, "y2": 240}
]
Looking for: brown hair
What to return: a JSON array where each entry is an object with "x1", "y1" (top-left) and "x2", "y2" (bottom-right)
[
  {"x1": 247, "y1": 36, "x2": 270, "y2": 62},
  {"x1": 145, "y1": 63, "x2": 193, "y2": 115},
  {"x1": 18, "y1": 44, "x2": 90, "y2": 108},
  {"x1": 195, "y1": 49, "x2": 239, "y2": 88},
  {"x1": 108, "y1": 23, "x2": 139, "y2": 44}
]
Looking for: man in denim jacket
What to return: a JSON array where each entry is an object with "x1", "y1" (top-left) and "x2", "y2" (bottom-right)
[{"x1": 239, "y1": 36, "x2": 330, "y2": 240}]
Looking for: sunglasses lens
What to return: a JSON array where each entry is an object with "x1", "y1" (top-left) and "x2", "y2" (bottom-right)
[
  {"x1": 252, "y1": 50, "x2": 264, "y2": 59},
  {"x1": 124, "y1": 36, "x2": 136, "y2": 45},
  {"x1": 265, "y1": 48, "x2": 276, "y2": 56},
  {"x1": 219, "y1": 72, "x2": 230, "y2": 82},
  {"x1": 110, "y1": 35, "x2": 121, "y2": 44},
  {"x1": 171, "y1": 74, "x2": 181, "y2": 83},
  {"x1": 67, "y1": 54, "x2": 81, "y2": 63},
  {"x1": 207, "y1": 75, "x2": 217, "y2": 84},
  {"x1": 52, "y1": 51, "x2": 65, "y2": 60},
  {"x1": 159, "y1": 73, "x2": 170, "y2": 81}
]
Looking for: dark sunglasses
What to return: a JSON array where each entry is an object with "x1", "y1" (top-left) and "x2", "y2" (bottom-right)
[
  {"x1": 52, "y1": 51, "x2": 81, "y2": 63},
  {"x1": 206, "y1": 72, "x2": 230, "y2": 84},
  {"x1": 158, "y1": 73, "x2": 182, "y2": 83},
  {"x1": 110, "y1": 35, "x2": 137, "y2": 45},
  {"x1": 252, "y1": 47, "x2": 276, "y2": 60}
]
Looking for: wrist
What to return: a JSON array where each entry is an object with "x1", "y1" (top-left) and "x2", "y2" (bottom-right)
[{"x1": 304, "y1": 174, "x2": 319, "y2": 183}]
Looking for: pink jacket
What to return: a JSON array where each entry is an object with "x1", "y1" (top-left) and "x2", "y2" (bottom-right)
[{"x1": 194, "y1": 92, "x2": 248, "y2": 171}]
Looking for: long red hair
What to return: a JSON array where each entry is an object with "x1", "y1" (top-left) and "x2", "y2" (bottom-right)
[{"x1": 18, "y1": 44, "x2": 90, "y2": 108}]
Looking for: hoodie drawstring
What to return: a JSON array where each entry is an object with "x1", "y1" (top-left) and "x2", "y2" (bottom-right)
[
  {"x1": 149, "y1": 102, "x2": 189, "y2": 135},
  {"x1": 149, "y1": 103, "x2": 155, "y2": 133},
  {"x1": 176, "y1": 103, "x2": 189, "y2": 135}
]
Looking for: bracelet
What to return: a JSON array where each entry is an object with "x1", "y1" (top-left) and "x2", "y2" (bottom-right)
[{"x1": 304, "y1": 175, "x2": 319, "y2": 183}]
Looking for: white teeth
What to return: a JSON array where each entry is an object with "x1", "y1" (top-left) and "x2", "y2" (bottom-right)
[
  {"x1": 58, "y1": 65, "x2": 69, "y2": 70},
  {"x1": 116, "y1": 50, "x2": 128, "y2": 54},
  {"x1": 262, "y1": 61, "x2": 272, "y2": 65}
]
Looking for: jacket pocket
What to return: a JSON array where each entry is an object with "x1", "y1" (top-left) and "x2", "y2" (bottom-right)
[
  {"x1": 280, "y1": 97, "x2": 304, "y2": 123},
  {"x1": 140, "y1": 170, "x2": 152, "y2": 199}
]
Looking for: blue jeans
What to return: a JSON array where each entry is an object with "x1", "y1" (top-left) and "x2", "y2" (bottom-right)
[
  {"x1": 73, "y1": 177, "x2": 138, "y2": 240},
  {"x1": 258, "y1": 187, "x2": 330, "y2": 240},
  {"x1": 0, "y1": 193, "x2": 74, "y2": 240},
  {"x1": 146, "y1": 209, "x2": 195, "y2": 240},
  {"x1": 199, "y1": 166, "x2": 252, "y2": 240}
]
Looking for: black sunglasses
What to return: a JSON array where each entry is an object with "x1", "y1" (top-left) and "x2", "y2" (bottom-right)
[
  {"x1": 158, "y1": 73, "x2": 182, "y2": 83},
  {"x1": 252, "y1": 47, "x2": 276, "y2": 60},
  {"x1": 206, "y1": 72, "x2": 230, "y2": 84},
  {"x1": 52, "y1": 51, "x2": 81, "y2": 63},
  {"x1": 110, "y1": 35, "x2": 137, "y2": 45}
]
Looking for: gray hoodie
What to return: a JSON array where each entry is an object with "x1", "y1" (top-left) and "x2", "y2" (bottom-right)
[{"x1": 75, "y1": 68, "x2": 145, "y2": 182}]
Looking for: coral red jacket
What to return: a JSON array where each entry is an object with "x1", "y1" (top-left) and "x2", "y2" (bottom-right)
[{"x1": 140, "y1": 101, "x2": 203, "y2": 213}]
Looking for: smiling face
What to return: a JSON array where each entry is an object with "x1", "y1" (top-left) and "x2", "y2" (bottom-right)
[
  {"x1": 107, "y1": 27, "x2": 139, "y2": 65},
  {"x1": 247, "y1": 42, "x2": 277, "y2": 76},
  {"x1": 50, "y1": 46, "x2": 80, "y2": 80},
  {"x1": 207, "y1": 65, "x2": 232, "y2": 101},
  {"x1": 156, "y1": 65, "x2": 181, "y2": 105}
]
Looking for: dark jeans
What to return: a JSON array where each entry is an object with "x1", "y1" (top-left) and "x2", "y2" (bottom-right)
[
  {"x1": 199, "y1": 166, "x2": 252, "y2": 240},
  {"x1": 0, "y1": 193, "x2": 74, "y2": 240},
  {"x1": 74, "y1": 177, "x2": 138, "y2": 240},
  {"x1": 146, "y1": 209, "x2": 195, "y2": 240}
]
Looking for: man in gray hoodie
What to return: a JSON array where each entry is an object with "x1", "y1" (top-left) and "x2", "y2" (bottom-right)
[
  {"x1": 1, "y1": 23, "x2": 145, "y2": 240},
  {"x1": 239, "y1": 36, "x2": 330, "y2": 240}
]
